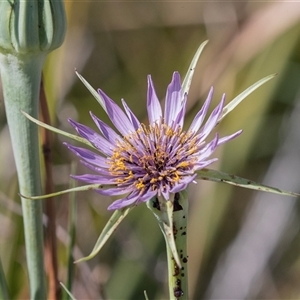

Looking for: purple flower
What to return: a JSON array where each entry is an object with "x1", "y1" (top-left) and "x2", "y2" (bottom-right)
[{"x1": 65, "y1": 72, "x2": 242, "y2": 210}]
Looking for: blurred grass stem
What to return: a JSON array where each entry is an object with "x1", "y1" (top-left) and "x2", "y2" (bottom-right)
[
  {"x1": 40, "y1": 78, "x2": 60, "y2": 300},
  {"x1": 0, "y1": 257, "x2": 9, "y2": 300}
]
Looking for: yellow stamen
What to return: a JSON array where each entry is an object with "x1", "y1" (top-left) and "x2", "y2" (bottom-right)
[{"x1": 107, "y1": 121, "x2": 198, "y2": 192}]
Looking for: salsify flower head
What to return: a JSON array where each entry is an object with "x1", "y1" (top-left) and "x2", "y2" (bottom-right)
[{"x1": 65, "y1": 72, "x2": 242, "y2": 210}]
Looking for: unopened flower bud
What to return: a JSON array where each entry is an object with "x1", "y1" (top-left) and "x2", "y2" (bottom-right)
[{"x1": 0, "y1": 0, "x2": 66, "y2": 55}]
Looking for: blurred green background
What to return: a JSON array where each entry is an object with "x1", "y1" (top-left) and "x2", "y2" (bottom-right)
[{"x1": 1, "y1": 1, "x2": 300, "y2": 299}]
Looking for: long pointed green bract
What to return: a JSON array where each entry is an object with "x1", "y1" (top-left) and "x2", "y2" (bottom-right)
[
  {"x1": 22, "y1": 111, "x2": 95, "y2": 149},
  {"x1": 60, "y1": 282, "x2": 77, "y2": 300},
  {"x1": 143, "y1": 290, "x2": 149, "y2": 300},
  {"x1": 21, "y1": 183, "x2": 116, "y2": 200},
  {"x1": 182, "y1": 40, "x2": 208, "y2": 97},
  {"x1": 75, "y1": 206, "x2": 132, "y2": 263},
  {"x1": 75, "y1": 70, "x2": 107, "y2": 112},
  {"x1": 218, "y1": 73, "x2": 277, "y2": 123},
  {"x1": 197, "y1": 168, "x2": 300, "y2": 197}
]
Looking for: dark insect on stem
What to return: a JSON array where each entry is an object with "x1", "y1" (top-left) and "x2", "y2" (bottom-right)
[
  {"x1": 153, "y1": 192, "x2": 183, "y2": 211},
  {"x1": 152, "y1": 197, "x2": 160, "y2": 210},
  {"x1": 174, "y1": 278, "x2": 184, "y2": 299},
  {"x1": 174, "y1": 287, "x2": 184, "y2": 299},
  {"x1": 173, "y1": 192, "x2": 183, "y2": 211}
]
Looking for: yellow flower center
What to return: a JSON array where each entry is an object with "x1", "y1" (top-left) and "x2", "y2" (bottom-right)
[{"x1": 107, "y1": 122, "x2": 199, "y2": 193}]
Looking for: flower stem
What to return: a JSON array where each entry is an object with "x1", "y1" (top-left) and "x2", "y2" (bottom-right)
[
  {"x1": 165, "y1": 192, "x2": 189, "y2": 300},
  {"x1": 0, "y1": 53, "x2": 46, "y2": 299},
  {"x1": 147, "y1": 192, "x2": 189, "y2": 300}
]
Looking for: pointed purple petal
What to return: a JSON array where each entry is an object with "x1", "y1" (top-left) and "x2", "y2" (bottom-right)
[
  {"x1": 218, "y1": 130, "x2": 243, "y2": 145},
  {"x1": 161, "y1": 188, "x2": 170, "y2": 200},
  {"x1": 164, "y1": 72, "x2": 183, "y2": 126},
  {"x1": 199, "y1": 94, "x2": 225, "y2": 140},
  {"x1": 188, "y1": 87, "x2": 213, "y2": 133},
  {"x1": 90, "y1": 112, "x2": 121, "y2": 145},
  {"x1": 197, "y1": 134, "x2": 219, "y2": 161},
  {"x1": 136, "y1": 189, "x2": 157, "y2": 204},
  {"x1": 98, "y1": 89, "x2": 135, "y2": 136},
  {"x1": 107, "y1": 192, "x2": 140, "y2": 210},
  {"x1": 170, "y1": 174, "x2": 197, "y2": 193},
  {"x1": 174, "y1": 96, "x2": 187, "y2": 128},
  {"x1": 194, "y1": 158, "x2": 218, "y2": 170},
  {"x1": 68, "y1": 119, "x2": 114, "y2": 156},
  {"x1": 147, "y1": 75, "x2": 162, "y2": 124},
  {"x1": 97, "y1": 186, "x2": 133, "y2": 196},
  {"x1": 80, "y1": 160, "x2": 111, "y2": 176},
  {"x1": 170, "y1": 183, "x2": 188, "y2": 193},
  {"x1": 122, "y1": 99, "x2": 141, "y2": 130},
  {"x1": 64, "y1": 143, "x2": 108, "y2": 167},
  {"x1": 71, "y1": 174, "x2": 116, "y2": 184}
]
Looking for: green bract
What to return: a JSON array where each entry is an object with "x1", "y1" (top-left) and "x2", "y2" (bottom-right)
[{"x1": 0, "y1": 0, "x2": 66, "y2": 55}]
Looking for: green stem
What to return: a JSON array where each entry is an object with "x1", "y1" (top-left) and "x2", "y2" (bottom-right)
[
  {"x1": 165, "y1": 241, "x2": 183, "y2": 300},
  {"x1": 0, "y1": 53, "x2": 46, "y2": 299},
  {"x1": 147, "y1": 192, "x2": 189, "y2": 300},
  {"x1": 165, "y1": 193, "x2": 188, "y2": 300}
]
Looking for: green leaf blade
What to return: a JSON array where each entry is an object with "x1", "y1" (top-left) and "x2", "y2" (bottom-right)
[
  {"x1": 22, "y1": 111, "x2": 95, "y2": 148},
  {"x1": 197, "y1": 168, "x2": 299, "y2": 197},
  {"x1": 75, "y1": 206, "x2": 132, "y2": 263},
  {"x1": 219, "y1": 73, "x2": 277, "y2": 123},
  {"x1": 75, "y1": 70, "x2": 107, "y2": 112},
  {"x1": 21, "y1": 184, "x2": 116, "y2": 200},
  {"x1": 60, "y1": 282, "x2": 77, "y2": 300},
  {"x1": 182, "y1": 40, "x2": 208, "y2": 97}
]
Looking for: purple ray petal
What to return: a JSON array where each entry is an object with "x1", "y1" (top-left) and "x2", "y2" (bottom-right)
[
  {"x1": 164, "y1": 72, "x2": 183, "y2": 126},
  {"x1": 107, "y1": 192, "x2": 140, "y2": 210},
  {"x1": 80, "y1": 160, "x2": 111, "y2": 176},
  {"x1": 199, "y1": 94, "x2": 225, "y2": 140},
  {"x1": 194, "y1": 158, "x2": 218, "y2": 170},
  {"x1": 90, "y1": 112, "x2": 121, "y2": 145},
  {"x1": 188, "y1": 87, "x2": 213, "y2": 133},
  {"x1": 68, "y1": 119, "x2": 114, "y2": 156},
  {"x1": 71, "y1": 174, "x2": 117, "y2": 184},
  {"x1": 98, "y1": 88, "x2": 135, "y2": 136},
  {"x1": 197, "y1": 134, "x2": 219, "y2": 161},
  {"x1": 64, "y1": 143, "x2": 108, "y2": 168},
  {"x1": 170, "y1": 174, "x2": 197, "y2": 193},
  {"x1": 96, "y1": 186, "x2": 133, "y2": 196},
  {"x1": 217, "y1": 130, "x2": 243, "y2": 145},
  {"x1": 147, "y1": 75, "x2": 162, "y2": 124},
  {"x1": 136, "y1": 189, "x2": 157, "y2": 204},
  {"x1": 161, "y1": 188, "x2": 170, "y2": 200},
  {"x1": 122, "y1": 99, "x2": 141, "y2": 130},
  {"x1": 173, "y1": 95, "x2": 187, "y2": 128}
]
